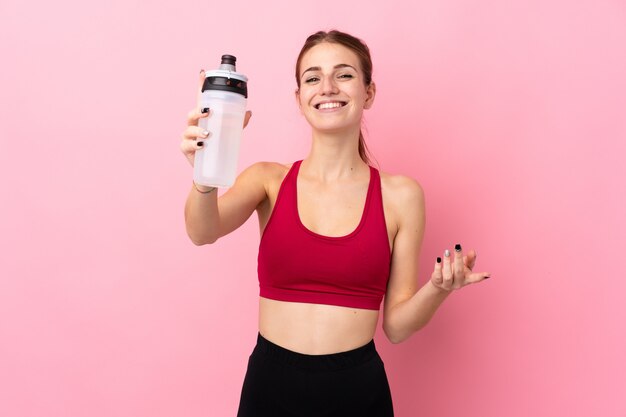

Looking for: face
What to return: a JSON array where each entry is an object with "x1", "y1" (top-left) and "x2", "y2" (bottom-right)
[{"x1": 296, "y1": 42, "x2": 375, "y2": 134}]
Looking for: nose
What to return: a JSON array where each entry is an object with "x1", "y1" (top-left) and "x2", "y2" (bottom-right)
[{"x1": 320, "y1": 76, "x2": 339, "y2": 95}]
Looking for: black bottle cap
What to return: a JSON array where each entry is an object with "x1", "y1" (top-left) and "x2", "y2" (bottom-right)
[{"x1": 221, "y1": 55, "x2": 237, "y2": 66}]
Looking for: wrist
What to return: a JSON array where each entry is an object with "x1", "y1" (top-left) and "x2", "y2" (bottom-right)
[
  {"x1": 428, "y1": 279, "x2": 452, "y2": 297},
  {"x1": 193, "y1": 182, "x2": 217, "y2": 194}
]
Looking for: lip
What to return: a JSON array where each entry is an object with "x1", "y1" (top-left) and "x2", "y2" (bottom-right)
[{"x1": 314, "y1": 100, "x2": 348, "y2": 110}]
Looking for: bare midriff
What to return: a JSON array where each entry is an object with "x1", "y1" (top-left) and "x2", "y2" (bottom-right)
[{"x1": 258, "y1": 296, "x2": 380, "y2": 355}]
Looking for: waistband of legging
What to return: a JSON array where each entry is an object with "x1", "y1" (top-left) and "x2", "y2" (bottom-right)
[{"x1": 252, "y1": 332, "x2": 378, "y2": 371}]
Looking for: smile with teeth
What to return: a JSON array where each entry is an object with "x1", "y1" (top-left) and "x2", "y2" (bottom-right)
[{"x1": 316, "y1": 101, "x2": 347, "y2": 110}]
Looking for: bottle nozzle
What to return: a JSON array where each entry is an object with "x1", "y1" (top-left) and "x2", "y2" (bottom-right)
[{"x1": 219, "y1": 55, "x2": 237, "y2": 71}]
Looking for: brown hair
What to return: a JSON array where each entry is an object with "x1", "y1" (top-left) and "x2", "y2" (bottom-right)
[{"x1": 295, "y1": 30, "x2": 374, "y2": 165}]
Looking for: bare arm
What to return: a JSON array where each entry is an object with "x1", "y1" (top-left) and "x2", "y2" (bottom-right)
[
  {"x1": 184, "y1": 162, "x2": 268, "y2": 245},
  {"x1": 382, "y1": 175, "x2": 437, "y2": 343},
  {"x1": 180, "y1": 69, "x2": 258, "y2": 245},
  {"x1": 382, "y1": 176, "x2": 491, "y2": 344}
]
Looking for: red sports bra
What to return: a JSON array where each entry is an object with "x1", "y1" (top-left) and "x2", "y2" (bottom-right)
[{"x1": 257, "y1": 160, "x2": 391, "y2": 310}]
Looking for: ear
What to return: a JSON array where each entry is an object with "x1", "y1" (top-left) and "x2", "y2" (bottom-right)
[
  {"x1": 364, "y1": 82, "x2": 376, "y2": 109},
  {"x1": 295, "y1": 88, "x2": 303, "y2": 114}
]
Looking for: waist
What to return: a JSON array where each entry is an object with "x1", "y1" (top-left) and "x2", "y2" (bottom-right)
[
  {"x1": 259, "y1": 296, "x2": 379, "y2": 354},
  {"x1": 253, "y1": 332, "x2": 379, "y2": 371}
]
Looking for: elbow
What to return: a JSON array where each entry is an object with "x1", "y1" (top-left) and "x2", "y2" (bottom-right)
[
  {"x1": 385, "y1": 332, "x2": 403, "y2": 345},
  {"x1": 190, "y1": 237, "x2": 215, "y2": 246},
  {"x1": 383, "y1": 317, "x2": 425, "y2": 344},
  {"x1": 383, "y1": 307, "x2": 406, "y2": 344},
  {"x1": 383, "y1": 329, "x2": 404, "y2": 345},
  {"x1": 382, "y1": 322, "x2": 409, "y2": 345},
  {"x1": 184, "y1": 209, "x2": 220, "y2": 245},
  {"x1": 187, "y1": 230, "x2": 219, "y2": 246}
]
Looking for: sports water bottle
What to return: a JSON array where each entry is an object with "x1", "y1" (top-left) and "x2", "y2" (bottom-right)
[{"x1": 193, "y1": 54, "x2": 248, "y2": 187}]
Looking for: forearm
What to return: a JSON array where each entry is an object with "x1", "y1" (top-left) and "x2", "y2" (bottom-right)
[
  {"x1": 384, "y1": 280, "x2": 451, "y2": 344},
  {"x1": 184, "y1": 184, "x2": 220, "y2": 245}
]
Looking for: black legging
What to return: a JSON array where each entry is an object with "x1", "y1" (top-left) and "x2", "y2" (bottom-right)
[{"x1": 237, "y1": 333, "x2": 394, "y2": 417}]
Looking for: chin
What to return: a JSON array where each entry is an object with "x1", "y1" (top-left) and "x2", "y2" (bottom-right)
[
  {"x1": 310, "y1": 123, "x2": 354, "y2": 135},
  {"x1": 305, "y1": 117, "x2": 359, "y2": 134}
]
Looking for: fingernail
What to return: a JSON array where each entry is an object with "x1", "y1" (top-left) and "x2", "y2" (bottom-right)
[
  {"x1": 455, "y1": 244, "x2": 462, "y2": 252},
  {"x1": 199, "y1": 68, "x2": 205, "y2": 74},
  {"x1": 484, "y1": 275, "x2": 491, "y2": 279},
  {"x1": 436, "y1": 257, "x2": 442, "y2": 264},
  {"x1": 444, "y1": 249, "x2": 450, "y2": 257},
  {"x1": 197, "y1": 141, "x2": 204, "y2": 147},
  {"x1": 201, "y1": 107, "x2": 210, "y2": 114},
  {"x1": 203, "y1": 130, "x2": 209, "y2": 136}
]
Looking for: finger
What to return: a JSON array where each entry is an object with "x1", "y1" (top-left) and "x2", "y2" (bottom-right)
[
  {"x1": 464, "y1": 249, "x2": 477, "y2": 271},
  {"x1": 196, "y1": 69, "x2": 206, "y2": 109},
  {"x1": 453, "y1": 243, "x2": 464, "y2": 287},
  {"x1": 243, "y1": 110, "x2": 252, "y2": 128},
  {"x1": 180, "y1": 137, "x2": 205, "y2": 155},
  {"x1": 182, "y1": 125, "x2": 210, "y2": 141},
  {"x1": 198, "y1": 69, "x2": 205, "y2": 90},
  {"x1": 187, "y1": 107, "x2": 210, "y2": 127},
  {"x1": 442, "y1": 249, "x2": 453, "y2": 290},
  {"x1": 431, "y1": 257, "x2": 443, "y2": 286},
  {"x1": 465, "y1": 271, "x2": 491, "y2": 285}
]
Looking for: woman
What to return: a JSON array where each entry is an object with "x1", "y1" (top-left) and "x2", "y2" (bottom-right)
[{"x1": 180, "y1": 30, "x2": 490, "y2": 417}]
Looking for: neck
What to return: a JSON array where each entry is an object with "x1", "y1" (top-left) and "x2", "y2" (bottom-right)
[{"x1": 303, "y1": 128, "x2": 368, "y2": 181}]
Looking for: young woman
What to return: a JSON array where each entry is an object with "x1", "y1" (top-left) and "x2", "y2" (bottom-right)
[{"x1": 180, "y1": 30, "x2": 490, "y2": 417}]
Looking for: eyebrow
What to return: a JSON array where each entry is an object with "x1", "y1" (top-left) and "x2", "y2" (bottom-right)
[{"x1": 301, "y1": 64, "x2": 357, "y2": 77}]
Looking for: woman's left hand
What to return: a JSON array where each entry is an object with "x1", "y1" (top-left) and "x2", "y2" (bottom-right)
[{"x1": 430, "y1": 244, "x2": 491, "y2": 292}]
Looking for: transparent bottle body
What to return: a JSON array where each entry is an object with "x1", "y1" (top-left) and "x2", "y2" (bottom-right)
[{"x1": 193, "y1": 90, "x2": 247, "y2": 187}]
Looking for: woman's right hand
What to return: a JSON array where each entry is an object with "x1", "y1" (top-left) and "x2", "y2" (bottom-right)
[{"x1": 180, "y1": 70, "x2": 252, "y2": 167}]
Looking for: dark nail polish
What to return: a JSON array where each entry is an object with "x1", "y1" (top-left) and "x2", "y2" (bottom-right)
[
  {"x1": 201, "y1": 107, "x2": 210, "y2": 114},
  {"x1": 197, "y1": 141, "x2": 204, "y2": 147},
  {"x1": 436, "y1": 257, "x2": 442, "y2": 264},
  {"x1": 199, "y1": 69, "x2": 204, "y2": 74},
  {"x1": 455, "y1": 244, "x2": 462, "y2": 252}
]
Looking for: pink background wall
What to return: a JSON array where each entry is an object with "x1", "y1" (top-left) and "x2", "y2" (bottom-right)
[{"x1": 2, "y1": 0, "x2": 625, "y2": 416}]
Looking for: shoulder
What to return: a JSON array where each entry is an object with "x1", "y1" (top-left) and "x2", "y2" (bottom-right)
[
  {"x1": 236, "y1": 161, "x2": 295, "y2": 196},
  {"x1": 378, "y1": 170, "x2": 425, "y2": 232},
  {"x1": 239, "y1": 161, "x2": 292, "y2": 182},
  {"x1": 379, "y1": 171, "x2": 425, "y2": 207},
  {"x1": 224, "y1": 161, "x2": 294, "y2": 210}
]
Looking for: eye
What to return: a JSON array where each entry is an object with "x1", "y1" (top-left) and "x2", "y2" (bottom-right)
[
  {"x1": 305, "y1": 76, "x2": 320, "y2": 83},
  {"x1": 338, "y1": 73, "x2": 354, "y2": 79}
]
